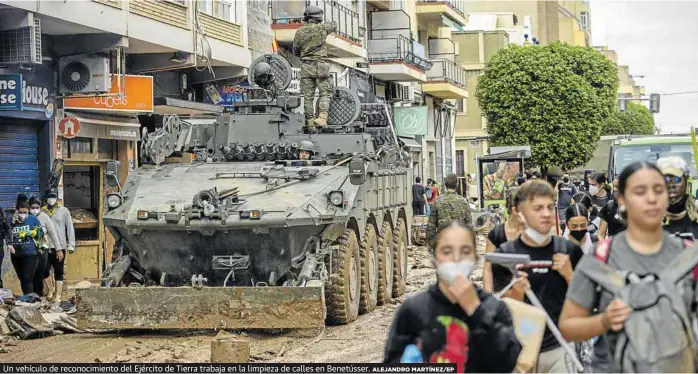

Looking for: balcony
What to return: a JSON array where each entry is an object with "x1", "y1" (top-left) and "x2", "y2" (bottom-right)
[
  {"x1": 271, "y1": 0, "x2": 366, "y2": 59},
  {"x1": 366, "y1": 0, "x2": 390, "y2": 10},
  {"x1": 423, "y1": 59, "x2": 468, "y2": 99},
  {"x1": 416, "y1": 0, "x2": 468, "y2": 28},
  {"x1": 367, "y1": 10, "x2": 431, "y2": 82},
  {"x1": 368, "y1": 35, "x2": 433, "y2": 82}
]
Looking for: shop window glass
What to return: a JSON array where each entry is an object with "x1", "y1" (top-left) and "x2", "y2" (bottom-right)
[
  {"x1": 98, "y1": 139, "x2": 114, "y2": 159},
  {"x1": 69, "y1": 137, "x2": 93, "y2": 154},
  {"x1": 63, "y1": 165, "x2": 100, "y2": 240}
]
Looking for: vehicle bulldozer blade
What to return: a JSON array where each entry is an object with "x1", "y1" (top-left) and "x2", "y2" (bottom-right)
[{"x1": 76, "y1": 285, "x2": 326, "y2": 330}]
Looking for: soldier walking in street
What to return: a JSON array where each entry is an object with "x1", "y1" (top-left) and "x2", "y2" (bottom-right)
[
  {"x1": 293, "y1": 5, "x2": 337, "y2": 129},
  {"x1": 426, "y1": 174, "x2": 473, "y2": 245}
]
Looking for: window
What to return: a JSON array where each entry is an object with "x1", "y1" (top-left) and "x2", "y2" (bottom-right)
[
  {"x1": 580, "y1": 11, "x2": 589, "y2": 30},
  {"x1": 198, "y1": 0, "x2": 238, "y2": 23},
  {"x1": 456, "y1": 150, "x2": 465, "y2": 176},
  {"x1": 164, "y1": 0, "x2": 187, "y2": 6},
  {"x1": 457, "y1": 98, "x2": 467, "y2": 114},
  {"x1": 390, "y1": 0, "x2": 403, "y2": 11}
]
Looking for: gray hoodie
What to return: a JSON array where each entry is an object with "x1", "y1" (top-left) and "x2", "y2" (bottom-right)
[
  {"x1": 42, "y1": 205, "x2": 75, "y2": 251},
  {"x1": 34, "y1": 211, "x2": 61, "y2": 252}
]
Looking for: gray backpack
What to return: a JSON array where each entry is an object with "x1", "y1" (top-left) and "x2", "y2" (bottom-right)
[{"x1": 577, "y1": 239, "x2": 698, "y2": 373}]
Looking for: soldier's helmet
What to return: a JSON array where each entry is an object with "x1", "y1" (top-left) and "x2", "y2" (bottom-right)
[
  {"x1": 253, "y1": 62, "x2": 274, "y2": 87},
  {"x1": 303, "y1": 5, "x2": 324, "y2": 23},
  {"x1": 298, "y1": 140, "x2": 315, "y2": 154}
]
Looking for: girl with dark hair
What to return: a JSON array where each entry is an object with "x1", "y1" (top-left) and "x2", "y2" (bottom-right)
[
  {"x1": 384, "y1": 221, "x2": 521, "y2": 372},
  {"x1": 7, "y1": 198, "x2": 43, "y2": 295},
  {"x1": 563, "y1": 203, "x2": 598, "y2": 254},
  {"x1": 560, "y1": 162, "x2": 696, "y2": 372},
  {"x1": 598, "y1": 179, "x2": 626, "y2": 239},
  {"x1": 483, "y1": 187, "x2": 524, "y2": 292},
  {"x1": 571, "y1": 193, "x2": 601, "y2": 235}
]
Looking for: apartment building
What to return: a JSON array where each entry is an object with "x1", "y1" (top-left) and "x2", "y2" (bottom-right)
[
  {"x1": 270, "y1": 0, "x2": 469, "y2": 183},
  {"x1": 0, "y1": 0, "x2": 257, "y2": 284},
  {"x1": 594, "y1": 46, "x2": 646, "y2": 99}
]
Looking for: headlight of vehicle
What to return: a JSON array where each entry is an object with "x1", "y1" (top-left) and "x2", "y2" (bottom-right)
[
  {"x1": 329, "y1": 190, "x2": 344, "y2": 207},
  {"x1": 107, "y1": 194, "x2": 122, "y2": 209}
]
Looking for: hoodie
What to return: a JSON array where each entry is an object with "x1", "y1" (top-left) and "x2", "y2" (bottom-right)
[
  {"x1": 384, "y1": 284, "x2": 521, "y2": 373},
  {"x1": 9, "y1": 214, "x2": 42, "y2": 256},
  {"x1": 42, "y1": 204, "x2": 75, "y2": 251}
]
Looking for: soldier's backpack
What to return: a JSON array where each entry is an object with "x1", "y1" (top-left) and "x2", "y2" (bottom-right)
[{"x1": 576, "y1": 238, "x2": 698, "y2": 373}]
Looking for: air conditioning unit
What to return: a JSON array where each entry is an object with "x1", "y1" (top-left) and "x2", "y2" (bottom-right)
[
  {"x1": 59, "y1": 57, "x2": 111, "y2": 94},
  {"x1": 0, "y1": 17, "x2": 42, "y2": 64}
]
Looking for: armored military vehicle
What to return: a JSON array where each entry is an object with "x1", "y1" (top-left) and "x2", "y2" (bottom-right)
[{"x1": 76, "y1": 54, "x2": 413, "y2": 330}]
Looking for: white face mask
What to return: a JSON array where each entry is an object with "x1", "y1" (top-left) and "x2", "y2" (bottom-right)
[
  {"x1": 519, "y1": 212, "x2": 552, "y2": 246},
  {"x1": 30, "y1": 209, "x2": 40, "y2": 216},
  {"x1": 47, "y1": 198, "x2": 57, "y2": 206},
  {"x1": 436, "y1": 260, "x2": 476, "y2": 286},
  {"x1": 588, "y1": 185, "x2": 600, "y2": 196},
  {"x1": 18, "y1": 213, "x2": 28, "y2": 221}
]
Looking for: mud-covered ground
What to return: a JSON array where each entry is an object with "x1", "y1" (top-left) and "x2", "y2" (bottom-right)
[{"x1": 0, "y1": 236, "x2": 487, "y2": 363}]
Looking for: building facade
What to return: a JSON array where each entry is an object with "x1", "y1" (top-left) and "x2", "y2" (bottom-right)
[{"x1": 0, "y1": 0, "x2": 255, "y2": 286}]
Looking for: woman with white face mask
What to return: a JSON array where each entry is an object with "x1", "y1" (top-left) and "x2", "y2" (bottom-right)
[
  {"x1": 383, "y1": 221, "x2": 521, "y2": 372},
  {"x1": 7, "y1": 199, "x2": 43, "y2": 295},
  {"x1": 42, "y1": 190, "x2": 75, "y2": 301},
  {"x1": 29, "y1": 196, "x2": 61, "y2": 297}
]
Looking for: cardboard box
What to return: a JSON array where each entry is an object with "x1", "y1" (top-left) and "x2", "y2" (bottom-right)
[{"x1": 502, "y1": 298, "x2": 547, "y2": 373}]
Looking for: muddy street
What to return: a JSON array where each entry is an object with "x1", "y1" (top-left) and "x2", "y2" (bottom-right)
[{"x1": 0, "y1": 238, "x2": 486, "y2": 364}]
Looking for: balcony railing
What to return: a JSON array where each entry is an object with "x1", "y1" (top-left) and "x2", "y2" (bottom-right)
[
  {"x1": 368, "y1": 34, "x2": 433, "y2": 71},
  {"x1": 417, "y1": 0, "x2": 466, "y2": 17},
  {"x1": 271, "y1": 0, "x2": 361, "y2": 43},
  {"x1": 427, "y1": 59, "x2": 466, "y2": 88}
]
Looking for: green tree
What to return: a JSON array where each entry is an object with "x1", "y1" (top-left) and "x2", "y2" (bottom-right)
[
  {"x1": 603, "y1": 102, "x2": 655, "y2": 135},
  {"x1": 476, "y1": 42, "x2": 618, "y2": 175}
]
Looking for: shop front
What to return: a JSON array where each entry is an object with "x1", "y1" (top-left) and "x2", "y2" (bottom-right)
[
  {"x1": 0, "y1": 65, "x2": 55, "y2": 209},
  {"x1": 0, "y1": 64, "x2": 55, "y2": 292},
  {"x1": 57, "y1": 75, "x2": 151, "y2": 283}
]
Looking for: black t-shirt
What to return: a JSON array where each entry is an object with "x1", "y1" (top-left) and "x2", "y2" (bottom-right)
[
  {"x1": 492, "y1": 237, "x2": 583, "y2": 352},
  {"x1": 598, "y1": 200, "x2": 626, "y2": 237},
  {"x1": 664, "y1": 215, "x2": 698, "y2": 240},
  {"x1": 412, "y1": 184, "x2": 425, "y2": 206},
  {"x1": 487, "y1": 224, "x2": 508, "y2": 249}
]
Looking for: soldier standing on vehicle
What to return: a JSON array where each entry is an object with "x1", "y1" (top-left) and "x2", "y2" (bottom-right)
[
  {"x1": 657, "y1": 156, "x2": 698, "y2": 240},
  {"x1": 426, "y1": 174, "x2": 473, "y2": 244},
  {"x1": 293, "y1": 5, "x2": 337, "y2": 129}
]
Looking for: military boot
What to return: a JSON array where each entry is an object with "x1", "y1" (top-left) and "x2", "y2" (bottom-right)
[{"x1": 313, "y1": 112, "x2": 328, "y2": 127}]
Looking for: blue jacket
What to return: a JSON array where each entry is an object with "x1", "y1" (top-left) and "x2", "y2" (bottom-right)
[{"x1": 10, "y1": 215, "x2": 42, "y2": 256}]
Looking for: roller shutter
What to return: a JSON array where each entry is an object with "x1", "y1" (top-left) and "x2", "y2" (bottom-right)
[{"x1": 0, "y1": 120, "x2": 40, "y2": 210}]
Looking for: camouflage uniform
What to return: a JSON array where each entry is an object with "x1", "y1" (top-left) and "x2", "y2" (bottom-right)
[
  {"x1": 426, "y1": 191, "x2": 473, "y2": 245},
  {"x1": 293, "y1": 22, "x2": 337, "y2": 127}
]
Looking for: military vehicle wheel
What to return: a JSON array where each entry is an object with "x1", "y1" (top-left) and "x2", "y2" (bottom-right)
[
  {"x1": 377, "y1": 221, "x2": 394, "y2": 305},
  {"x1": 392, "y1": 218, "x2": 408, "y2": 298},
  {"x1": 359, "y1": 224, "x2": 379, "y2": 314},
  {"x1": 326, "y1": 229, "x2": 361, "y2": 325}
]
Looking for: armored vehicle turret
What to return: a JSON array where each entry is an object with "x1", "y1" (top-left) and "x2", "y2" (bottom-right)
[{"x1": 77, "y1": 54, "x2": 413, "y2": 330}]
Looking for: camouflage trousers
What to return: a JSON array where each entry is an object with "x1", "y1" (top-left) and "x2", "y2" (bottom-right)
[{"x1": 300, "y1": 60, "x2": 333, "y2": 123}]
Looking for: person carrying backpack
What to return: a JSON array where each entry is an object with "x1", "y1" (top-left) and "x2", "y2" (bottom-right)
[{"x1": 560, "y1": 161, "x2": 698, "y2": 373}]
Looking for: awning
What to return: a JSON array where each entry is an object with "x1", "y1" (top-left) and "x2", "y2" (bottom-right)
[
  {"x1": 399, "y1": 136, "x2": 422, "y2": 149},
  {"x1": 153, "y1": 97, "x2": 223, "y2": 116},
  {"x1": 63, "y1": 112, "x2": 141, "y2": 141}
]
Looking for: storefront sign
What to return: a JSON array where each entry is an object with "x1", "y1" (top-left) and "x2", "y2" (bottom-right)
[
  {"x1": 0, "y1": 65, "x2": 55, "y2": 119},
  {"x1": 204, "y1": 79, "x2": 250, "y2": 107},
  {"x1": 63, "y1": 75, "x2": 154, "y2": 112},
  {"x1": 0, "y1": 74, "x2": 22, "y2": 111},
  {"x1": 77, "y1": 122, "x2": 140, "y2": 141},
  {"x1": 394, "y1": 106, "x2": 428, "y2": 136},
  {"x1": 58, "y1": 116, "x2": 81, "y2": 139}
]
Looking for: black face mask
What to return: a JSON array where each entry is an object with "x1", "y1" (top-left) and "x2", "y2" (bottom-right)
[
  {"x1": 569, "y1": 229, "x2": 587, "y2": 241},
  {"x1": 563, "y1": 177, "x2": 570, "y2": 183}
]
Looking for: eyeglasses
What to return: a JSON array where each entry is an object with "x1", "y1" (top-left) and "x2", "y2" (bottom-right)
[{"x1": 665, "y1": 176, "x2": 683, "y2": 184}]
